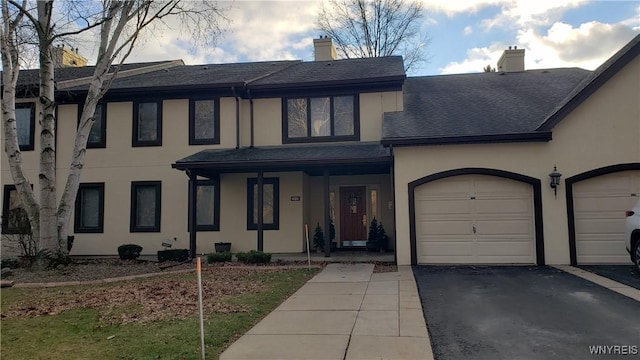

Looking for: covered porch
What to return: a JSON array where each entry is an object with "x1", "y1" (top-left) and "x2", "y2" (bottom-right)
[{"x1": 172, "y1": 142, "x2": 396, "y2": 260}]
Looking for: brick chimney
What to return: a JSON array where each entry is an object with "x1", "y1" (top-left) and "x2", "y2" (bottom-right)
[
  {"x1": 497, "y1": 46, "x2": 525, "y2": 72},
  {"x1": 313, "y1": 36, "x2": 337, "y2": 61},
  {"x1": 52, "y1": 45, "x2": 88, "y2": 68}
]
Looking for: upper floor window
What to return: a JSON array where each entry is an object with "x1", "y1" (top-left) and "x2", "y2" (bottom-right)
[
  {"x1": 283, "y1": 95, "x2": 359, "y2": 143},
  {"x1": 15, "y1": 102, "x2": 35, "y2": 151},
  {"x1": 80, "y1": 103, "x2": 107, "y2": 148},
  {"x1": 74, "y1": 183, "x2": 105, "y2": 233},
  {"x1": 189, "y1": 98, "x2": 220, "y2": 145},
  {"x1": 133, "y1": 100, "x2": 162, "y2": 147}
]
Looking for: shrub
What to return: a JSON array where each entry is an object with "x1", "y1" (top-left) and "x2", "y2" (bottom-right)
[
  {"x1": 157, "y1": 249, "x2": 189, "y2": 262},
  {"x1": 207, "y1": 252, "x2": 232, "y2": 263},
  {"x1": 117, "y1": 244, "x2": 143, "y2": 260},
  {"x1": 0, "y1": 257, "x2": 20, "y2": 269},
  {"x1": 235, "y1": 250, "x2": 271, "y2": 264}
]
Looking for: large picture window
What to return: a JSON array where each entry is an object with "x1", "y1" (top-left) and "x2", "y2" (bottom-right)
[
  {"x1": 74, "y1": 183, "x2": 105, "y2": 233},
  {"x1": 283, "y1": 95, "x2": 359, "y2": 143},
  {"x1": 189, "y1": 98, "x2": 220, "y2": 145},
  {"x1": 246, "y1": 178, "x2": 279, "y2": 230},
  {"x1": 133, "y1": 100, "x2": 162, "y2": 146},
  {"x1": 15, "y1": 102, "x2": 35, "y2": 151},
  {"x1": 130, "y1": 181, "x2": 161, "y2": 232},
  {"x1": 194, "y1": 179, "x2": 220, "y2": 231}
]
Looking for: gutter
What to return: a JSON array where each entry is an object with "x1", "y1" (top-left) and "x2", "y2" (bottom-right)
[
  {"x1": 380, "y1": 132, "x2": 553, "y2": 147},
  {"x1": 231, "y1": 86, "x2": 240, "y2": 149}
]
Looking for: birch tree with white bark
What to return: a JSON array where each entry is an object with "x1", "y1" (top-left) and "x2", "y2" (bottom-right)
[{"x1": 1, "y1": 0, "x2": 228, "y2": 263}]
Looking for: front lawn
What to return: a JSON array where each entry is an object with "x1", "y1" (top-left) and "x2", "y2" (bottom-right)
[{"x1": 1, "y1": 266, "x2": 319, "y2": 359}]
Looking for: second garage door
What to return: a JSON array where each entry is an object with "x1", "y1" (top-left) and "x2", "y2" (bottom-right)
[
  {"x1": 573, "y1": 170, "x2": 640, "y2": 264},
  {"x1": 415, "y1": 174, "x2": 535, "y2": 264}
]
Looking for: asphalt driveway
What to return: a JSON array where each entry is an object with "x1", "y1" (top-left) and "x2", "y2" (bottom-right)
[
  {"x1": 414, "y1": 266, "x2": 640, "y2": 360},
  {"x1": 578, "y1": 265, "x2": 640, "y2": 290}
]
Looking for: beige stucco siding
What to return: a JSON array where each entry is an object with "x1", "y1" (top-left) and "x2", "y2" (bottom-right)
[
  {"x1": 360, "y1": 92, "x2": 403, "y2": 142},
  {"x1": 393, "y1": 56, "x2": 640, "y2": 265},
  {"x1": 209, "y1": 172, "x2": 305, "y2": 254}
]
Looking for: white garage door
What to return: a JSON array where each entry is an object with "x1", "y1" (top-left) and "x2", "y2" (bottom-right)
[
  {"x1": 415, "y1": 174, "x2": 535, "y2": 264},
  {"x1": 573, "y1": 170, "x2": 640, "y2": 264}
]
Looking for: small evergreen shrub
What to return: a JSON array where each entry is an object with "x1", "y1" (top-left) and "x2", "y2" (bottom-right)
[
  {"x1": 207, "y1": 251, "x2": 232, "y2": 263},
  {"x1": 235, "y1": 250, "x2": 271, "y2": 264},
  {"x1": 118, "y1": 244, "x2": 143, "y2": 260}
]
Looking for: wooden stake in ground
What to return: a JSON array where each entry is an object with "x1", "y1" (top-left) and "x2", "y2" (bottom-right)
[{"x1": 197, "y1": 257, "x2": 205, "y2": 359}]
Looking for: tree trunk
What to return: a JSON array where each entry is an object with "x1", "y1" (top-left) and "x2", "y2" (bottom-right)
[{"x1": 37, "y1": 1, "x2": 59, "y2": 255}]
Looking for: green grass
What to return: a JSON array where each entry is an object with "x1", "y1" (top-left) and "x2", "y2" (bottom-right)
[{"x1": 1, "y1": 268, "x2": 319, "y2": 360}]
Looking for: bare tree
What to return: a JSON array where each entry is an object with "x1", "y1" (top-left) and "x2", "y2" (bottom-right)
[
  {"x1": 483, "y1": 64, "x2": 496, "y2": 72},
  {"x1": 316, "y1": 0, "x2": 429, "y2": 72},
  {"x1": 1, "y1": 0, "x2": 228, "y2": 262}
]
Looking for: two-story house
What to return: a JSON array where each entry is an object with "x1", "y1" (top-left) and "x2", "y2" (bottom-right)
[
  {"x1": 2, "y1": 34, "x2": 639, "y2": 267},
  {"x1": 2, "y1": 37, "x2": 403, "y2": 259}
]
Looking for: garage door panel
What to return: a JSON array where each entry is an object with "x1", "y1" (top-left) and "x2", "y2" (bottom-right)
[
  {"x1": 418, "y1": 220, "x2": 473, "y2": 235},
  {"x1": 416, "y1": 199, "x2": 472, "y2": 216},
  {"x1": 415, "y1": 174, "x2": 534, "y2": 264},
  {"x1": 419, "y1": 241, "x2": 475, "y2": 257},
  {"x1": 574, "y1": 170, "x2": 640, "y2": 264},
  {"x1": 476, "y1": 220, "x2": 532, "y2": 235},
  {"x1": 475, "y1": 198, "x2": 531, "y2": 216},
  {"x1": 477, "y1": 241, "x2": 533, "y2": 257}
]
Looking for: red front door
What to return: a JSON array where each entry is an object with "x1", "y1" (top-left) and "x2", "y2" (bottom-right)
[{"x1": 340, "y1": 186, "x2": 367, "y2": 247}]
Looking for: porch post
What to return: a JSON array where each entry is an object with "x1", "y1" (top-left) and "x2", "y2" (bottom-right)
[
  {"x1": 257, "y1": 170, "x2": 264, "y2": 251},
  {"x1": 324, "y1": 169, "x2": 331, "y2": 257},
  {"x1": 188, "y1": 171, "x2": 197, "y2": 259}
]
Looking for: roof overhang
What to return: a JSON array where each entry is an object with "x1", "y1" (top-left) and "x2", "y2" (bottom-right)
[{"x1": 381, "y1": 131, "x2": 553, "y2": 147}]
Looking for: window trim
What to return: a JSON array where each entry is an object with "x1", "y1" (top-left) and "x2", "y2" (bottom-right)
[
  {"x1": 130, "y1": 181, "x2": 162, "y2": 232},
  {"x1": 194, "y1": 178, "x2": 220, "y2": 231},
  {"x1": 282, "y1": 95, "x2": 360, "y2": 144},
  {"x1": 78, "y1": 102, "x2": 107, "y2": 149},
  {"x1": 15, "y1": 102, "x2": 36, "y2": 151},
  {"x1": 246, "y1": 178, "x2": 279, "y2": 230},
  {"x1": 189, "y1": 98, "x2": 220, "y2": 145},
  {"x1": 132, "y1": 100, "x2": 162, "y2": 147},
  {"x1": 74, "y1": 183, "x2": 105, "y2": 233}
]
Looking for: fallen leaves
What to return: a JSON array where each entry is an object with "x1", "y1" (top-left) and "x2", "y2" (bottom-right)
[{"x1": 2, "y1": 267, "x2": 288, "y2": 325}]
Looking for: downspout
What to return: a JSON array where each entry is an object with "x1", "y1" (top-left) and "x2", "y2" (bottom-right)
[
  {"x1": 231, "y1": 86, "x2": 240, "y2": 149},
  {"x1": 247, "y1": 88, "x2": 254, "y2": 148},
  {"x1": 389, "y1": 144, "x2": 397, "y2": 265}
]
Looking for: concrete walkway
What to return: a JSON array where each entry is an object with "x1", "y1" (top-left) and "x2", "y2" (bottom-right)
[{"x1": 220, "y1": 263, "x2": 434, "y2": 360}]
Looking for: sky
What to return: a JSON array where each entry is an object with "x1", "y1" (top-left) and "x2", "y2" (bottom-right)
[{"x1": 73, "y1": 0, "x2": 640, "y2": 76}]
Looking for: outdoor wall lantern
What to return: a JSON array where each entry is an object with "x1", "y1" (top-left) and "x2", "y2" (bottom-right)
[{"x1": 549, "y1": 165, "x2": 562, "y2": 199}]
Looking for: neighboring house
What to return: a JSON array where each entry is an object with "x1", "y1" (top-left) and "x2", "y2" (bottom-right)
[{"x1": 1, "y1": 35, "x2": 638, "y2": 266}]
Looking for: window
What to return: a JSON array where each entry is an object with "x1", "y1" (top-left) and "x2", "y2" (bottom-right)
[
  {"x1": 194, "y1": 179, "x2": 220, "y2": 231},
  {"x1": 133, "y1": 101, "x2": 162, "y2": 146},
  {"x1": 247, "y1": 178, "x2": 279, "y2": 230},
  {"x1": 283, "y1": 95, "x2": 359, "y2": 143},
  {"x1": 130, "y1": 181, "x2": 161, "y2": 232},
  {"x1": 74, "y1": 183, "x2": 105, "y2": 233},
  {"x1": 80, "y1": 103, "x2": 107, "y2": 148},
  {"x1": 189, "y1": 98, "x2": 220, "y2": 145},
  {"x1": 2, "y1": 185, "x2": 30, "y2": 234},
  {"x1": 15, "y1": 102, "x2": 35, "y2": 151}
]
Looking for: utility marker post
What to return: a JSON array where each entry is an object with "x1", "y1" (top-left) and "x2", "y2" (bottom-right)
[{"x1": 197, "y1": 257, "x2": 205, "y2": 359}]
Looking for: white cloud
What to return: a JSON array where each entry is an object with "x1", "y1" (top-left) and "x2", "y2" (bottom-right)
[
  {"x1": 421, "y1": 0, "x2": 503, "y2": 17},
  {"x1": 481, "y1": 0, "x2": 587, "y2": 29},
  {"x1": 439, "y1": 20, "x2": 639, "y2": 74},
  {"x1": 464, "y1": 25, "x2": 473, "y2": 35}
]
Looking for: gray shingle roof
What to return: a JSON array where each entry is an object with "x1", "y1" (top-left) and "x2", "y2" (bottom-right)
[
  {"x1": 382, "y1": 68, "x2": 591, "y2": 141},
  {"x1": 174, "y1": 142, "x2": 390, "y2": 167}
]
